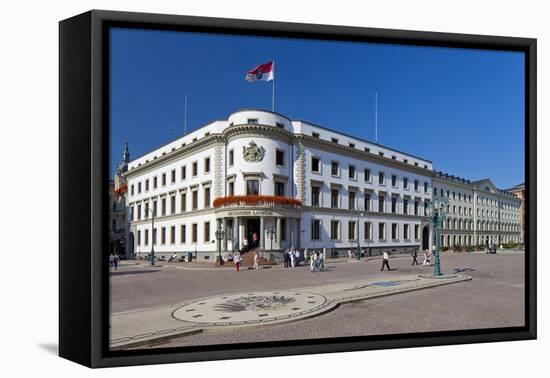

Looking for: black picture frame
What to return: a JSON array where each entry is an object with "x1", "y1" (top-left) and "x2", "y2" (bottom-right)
[{"x1": 59, "y1": 9, "x2": 537, "y2": 368}]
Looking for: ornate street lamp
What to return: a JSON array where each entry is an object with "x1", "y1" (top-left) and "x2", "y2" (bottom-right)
[
  {"x1": 426, "y1": 198, "x2": 449, "y2": 276},
  {"x1": 356, "y1": 207, "x2": 364, "y2": 260},
  {"x1": 215, "y1": 225, "x2": 225, "y2": 265}
]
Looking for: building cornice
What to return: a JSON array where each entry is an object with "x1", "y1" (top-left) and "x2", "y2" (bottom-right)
[
  {"x1": 124, "y1": 135, "x2": 222, "y2": 178},
  {"x1": 303, "y1": 206, "x2": 430, "y2": 221},
  {"x1": 129, "y1": 208, "x2": 217, "y2": 225},
  {"x1": 125, "y1": 124, "x2": 435, "y2": 179},
  {"x1": 296, "y1": 134, "x2": 434, "y2": 177},
  {"x1": 224, "y1": 123, "x2": 294, "y2": 144}
]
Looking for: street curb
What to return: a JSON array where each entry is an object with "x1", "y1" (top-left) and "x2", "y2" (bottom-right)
[{"x1": 110, "y1": 328, "x2": 203, "y2": 350}]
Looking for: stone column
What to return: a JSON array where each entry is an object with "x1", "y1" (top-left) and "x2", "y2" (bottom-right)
[
  {"x1": 234, "y1": 216, "x2": 240, "y2": 250},
  {"x1": 276, "y1": 217, "x2": 282, "y2": 249},
  {"x1": 223, "y1": 218, "x2": 228, "y2": 252},
  {"x1": 296, "y1": 218, "x2": 301, "y2": 249},
  {"x1": 260, "y1": 217, "x2": 265, "y2": 250},
  {"x1": 289, "y1": 218, "x2": 294, "y2": 248}
]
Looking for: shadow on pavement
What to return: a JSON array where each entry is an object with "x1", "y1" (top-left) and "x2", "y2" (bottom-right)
[
  {"x1": 110, "y1": 270, "x2": 161, "y2": 276},
  {"x1": 453, "y1": 267, "x2": 476, "y2": 273}
]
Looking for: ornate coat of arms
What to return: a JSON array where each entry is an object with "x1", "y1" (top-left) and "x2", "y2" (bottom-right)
[{"x1": 243, "y1": 141, "x2": 264, "y2": 162}]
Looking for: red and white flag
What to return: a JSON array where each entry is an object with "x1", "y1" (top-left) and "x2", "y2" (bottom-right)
[{"x1": 245, "y1": 61, "x2": 274, "y2": 82}]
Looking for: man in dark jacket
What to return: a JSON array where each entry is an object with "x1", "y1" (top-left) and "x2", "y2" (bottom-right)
[{"x1": 411, "y1": 249, "x2": 419, "y2": 265}]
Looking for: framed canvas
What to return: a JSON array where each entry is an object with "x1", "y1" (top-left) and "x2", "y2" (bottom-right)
[{"x1": 59, "y1": 9, "x2": 536, "y2": 368}]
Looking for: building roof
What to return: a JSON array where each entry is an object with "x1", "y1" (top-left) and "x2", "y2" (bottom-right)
[
  {"x1": 128, "y1": 108, "x2": 432, "y2": 167},
  {"x1": 506, "y1": 182, "x2": 525, "y2": 191},
  {"x1": 435, "y1": 172, "x2": 519, "y2": 199}
]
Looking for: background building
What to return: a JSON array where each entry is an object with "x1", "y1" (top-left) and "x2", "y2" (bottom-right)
[
  {"x1": 507, "y1": 183, "x2": 525, "y2": 243},
  {"x1": 433, "y1": 172, "x2": 522, "y2": 249},
  {"x1": 109, "y1": 143, "x2": 130, "y2": 257}
]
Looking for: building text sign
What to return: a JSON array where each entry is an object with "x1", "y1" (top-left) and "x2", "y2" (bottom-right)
[{"x1": 226, "y1": 210, "x2": 274, "y2": 217}]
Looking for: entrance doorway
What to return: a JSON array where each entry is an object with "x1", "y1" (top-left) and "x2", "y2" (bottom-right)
[
  {"x1": 246, "y1": 218, "x2": 260, "y2": 250},
  {"x1": 422, "y1": 226, "x2": 430, "y2": 251}
]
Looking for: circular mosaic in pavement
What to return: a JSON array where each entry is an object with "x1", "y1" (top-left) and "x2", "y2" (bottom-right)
[{"x1": 172, "y1": 291, "x2": 329, "y2": 326}]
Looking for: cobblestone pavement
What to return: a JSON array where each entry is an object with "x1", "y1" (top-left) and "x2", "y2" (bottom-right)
[{"x1": 110, "y1": 251, "x2": 524, "y2": 349}]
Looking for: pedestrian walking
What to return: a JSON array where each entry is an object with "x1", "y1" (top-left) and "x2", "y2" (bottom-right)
[
  {"x1": 310, "y1": 251, "x2": 318, "y2": 272},
  {"x1": 253, "y1": 251, "x2": 259, "y2": 270},
  {"x1": 235, "y1": 252, "x2": 241, "y2": 271},
  {"x1": 252, "y1": 232, "x2": 258, "y2": 248},
  {"x1": 113, "y1": 253, "x2": 120, "y2": 270},
  {"x1": 411, "y1": 249, "x2": 419, "y2": 265},
  {"x1": 422, "y1": 249, "x2": 431, "y2": 265},
  {"x1": 109, "y1": 253, "x2": 114, "y2": 269},
  {"x1": 380, "y1": 251, "x2": 391, "y2": 271},
  {"x1": 290, "y1": 250, "x2": 296, "y2": 268},
  {"x1": 283, "y1": 248, "x2": 289, "y2": 268}
]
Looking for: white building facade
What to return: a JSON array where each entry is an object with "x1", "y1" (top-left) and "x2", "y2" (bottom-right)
[
  {"x1": 124, "y1": 109, "x2": 518, "y2": 262},
  {"x1": 432, "y1": 172, "x2": 522, "y2": 248}
]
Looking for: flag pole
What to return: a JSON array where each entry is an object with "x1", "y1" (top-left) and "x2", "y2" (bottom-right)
[
  {"x1": 375, "y1": 92, "x2": 378, "y2": 143},
  {"x1": 184, "y1": 94, "x2": 188, "y2": 135},
  {"x1": 272, "y1": 60, "x2": 275, "y2": 112}
]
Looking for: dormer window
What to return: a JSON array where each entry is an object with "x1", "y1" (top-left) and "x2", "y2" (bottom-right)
[
  {"x1": 276, "y1": 122, "x2": 284, "y2": 128},
  {"x1": 247, "y1": 118, "x2": 258, "y2": 124},
  {"x1": 312, "y1": 132, "x2": 320, "y2": 138},
  {"x1": 331, "y1": 138, "x2": 339, "y2": 144}
]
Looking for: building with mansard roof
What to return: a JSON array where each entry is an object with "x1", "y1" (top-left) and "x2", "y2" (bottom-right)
[{"x1": 432, "y1": 172, "x2": 521, "y2": 248}]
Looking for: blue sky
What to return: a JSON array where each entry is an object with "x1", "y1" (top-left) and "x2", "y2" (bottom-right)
[{"x1": 110, "y1": 28, "x2": 525, "y2": 189}]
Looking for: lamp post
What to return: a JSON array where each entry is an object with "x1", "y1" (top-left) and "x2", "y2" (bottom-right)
[
  {"x1": 215, "y1": 225, "x2": 225, "y2": 265},
  {"x1": 468, "y1": 231, "x2": 472, "y2": 253},
  {"x1": 331, "y1": 214, "x2": 338, "y2": 258},
  {"x1": 426, "y1": 198, "x2": 449, "y2": 277},
  {"x1": 356, "y1": 207, "x2": 364, "y2": 260},
  {"x1": 266, "y1": 225, "x2": 276, "y2": 260},
  {"x1": 145, "y1": 205, "x2": 156, "y2": 266}
]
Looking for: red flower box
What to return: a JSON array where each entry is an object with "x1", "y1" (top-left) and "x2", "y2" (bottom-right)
[{"x1": 213, "y1": 195, "x2": 302, "y2": 208}]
